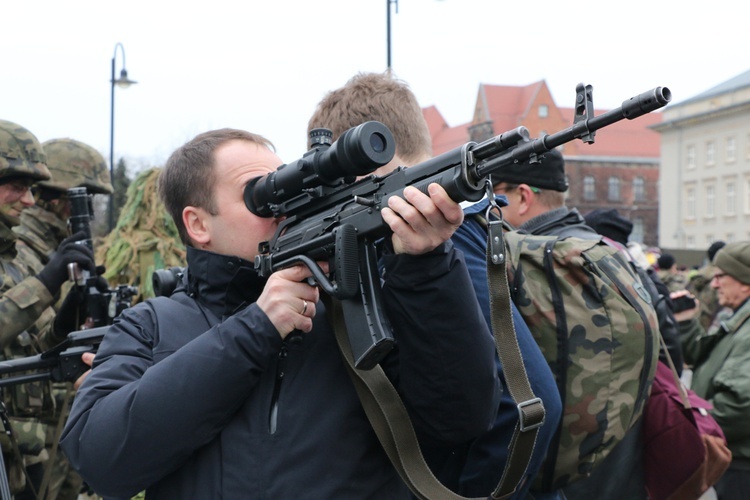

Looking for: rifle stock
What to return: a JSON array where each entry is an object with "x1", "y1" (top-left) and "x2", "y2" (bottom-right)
[
  {"x1": 0, "y1": 327, "x2": 107, "y2": 388},
  {"x1": 245, "y1": 84, "x2": 671, "y2": 370}
]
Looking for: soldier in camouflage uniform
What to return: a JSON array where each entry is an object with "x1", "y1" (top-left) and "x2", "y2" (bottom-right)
[
  {"x1": 656, "y1": 253, "x2": 689, "y2": 293},
  {"x1": 0, "y1": 120, "x2": 96, "y2": 499},
  {"x1": 13, "y1": 138, "x2": 113, "y2": 500}
]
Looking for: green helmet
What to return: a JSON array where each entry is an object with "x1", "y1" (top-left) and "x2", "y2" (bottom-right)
[
  {"x1": 40, "y1": 138, "x2": 114, "y2": 194},
  {"x1": 0, "y1": 119, "x2": 51, "y2": 182}
]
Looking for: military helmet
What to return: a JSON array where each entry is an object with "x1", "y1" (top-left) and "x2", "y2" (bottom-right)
[
  {"x1": 0, "y1": 119, "x2": 51, "y2": 182},
  {"x1": 40, "y1": 138, "x2": 114, "y2": 194}
]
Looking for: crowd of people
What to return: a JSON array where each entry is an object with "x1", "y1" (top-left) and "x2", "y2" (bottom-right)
[{"x1": 1, "y1": 70, "x2": 749, "y2": 499}]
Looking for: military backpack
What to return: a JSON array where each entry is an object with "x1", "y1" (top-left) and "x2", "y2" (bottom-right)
[{"x1": 503, "y1": 231, "x2": 660, "y2": 491}]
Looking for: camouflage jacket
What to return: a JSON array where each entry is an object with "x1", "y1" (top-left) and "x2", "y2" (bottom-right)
[
  {"x1": 14, "y1": 205, "x2": 67, "y2": 275},
  {"x1": 0, "y1": 220, "x2": 57, "y2": 472},
  {"x1": 0, "y1": 221, "x2": 55, "y2": 350},
  {"x1": 656, "y1": 270, "x2": 688, "y2": 293}
]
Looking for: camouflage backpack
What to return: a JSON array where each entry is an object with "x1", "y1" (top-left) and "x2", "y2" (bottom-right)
[{"x1": 503, "y1": 231, "x2": 660, "y2": 491}]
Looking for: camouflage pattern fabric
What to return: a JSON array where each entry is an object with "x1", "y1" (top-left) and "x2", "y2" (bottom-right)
[
  {"x1": 0, "y1": 222, "x2": 56, "y2": 348},
  {"x1": 97, "y1": 167, "x2": 185, "y2": 303},
  {"x1": 0, "y1": 119, "x2": 50, "y2": 183},
  {"x1": 13, "y1": 197, "x2": 92, "y2": 499},
  {"x1": 39, "y1": 138, "x2": 113, "y2": 194},
  {"x1": 0, "y1": 221, "x2": 57, "y2": 494},
  {"x1": 504, "y1": 232, "x2": 660, "y2": 491},
  {"x1": 15, "y1": 205, "x2": 67, "y2": 275},
  {"x1": 657, "y1": 270, "x2": 689, "y2": 293}
]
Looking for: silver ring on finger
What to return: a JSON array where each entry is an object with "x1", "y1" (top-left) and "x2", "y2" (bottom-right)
[{"x1": 301, "y1": 300, "x2": 308, "y2": 316}]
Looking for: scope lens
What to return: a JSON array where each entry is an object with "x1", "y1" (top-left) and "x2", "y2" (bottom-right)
[{"x1": 369, "y1": 133, "x2": 386, "y2": 153}]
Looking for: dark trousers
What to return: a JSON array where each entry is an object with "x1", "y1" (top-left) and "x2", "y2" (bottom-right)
[{"x1": 715, "y1": 462, "x2": 750, "y2": 500}]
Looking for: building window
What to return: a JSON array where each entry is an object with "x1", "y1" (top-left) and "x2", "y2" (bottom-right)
[
  {"x1": 633, "y1": 177, "x2": 645, "y2": 202},
  {"x1": 538, "y1": 104, "x2": 548, "y2": 118},
  {"x1": 686, "y1": 187, "x2": 696, "y2": 219},
  {"x1": 631, "y1": 217, "x2": 644, "y2": 243},
  {"x1": 583, "y1": 176, "x2": 596, "y2": 201},
  {"x1": 706, "y1": 185, "x2": 715, "y2": 217},
  {"x1": 726, "y1": 182, "x2": 736, "y2": 215},
  {"x1": 608, "y1": 177, "x2": 620, "y2": 201},
  {"x1": 726, "y1": 137, "x2": 736, "y2": 163},
  {"x1": 727, "y1": 233, "x2": 735, "y2": 243},
  {"x1": 706, "y1": 141, "x2": 715, "y2": 166},
  {"x1": 687, "y1": 144, "x2": 696, "y2": 169},
  {"x1": 687, "y1": 235, "x2": 696, "y2": 249},
  {"x1": 745, "y1": 178, "x2": 750, "y2": 214}
]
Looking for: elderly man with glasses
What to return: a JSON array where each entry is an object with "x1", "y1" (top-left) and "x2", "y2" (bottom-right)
[{"x1": 674, "y1": 241, "x2": 750, "y2": 499}]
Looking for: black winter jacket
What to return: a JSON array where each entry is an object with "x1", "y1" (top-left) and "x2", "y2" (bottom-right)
[{"x1": 60, "y1": 244, "x2": 500, "y2": 499}]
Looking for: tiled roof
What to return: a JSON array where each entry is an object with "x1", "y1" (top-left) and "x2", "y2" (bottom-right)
[
  {"x1": 424, "y1": 79, "x2": 663, "y2": 158},
  {"x1": 559, "y1": 107, "x2": 663, "y2": 158}
]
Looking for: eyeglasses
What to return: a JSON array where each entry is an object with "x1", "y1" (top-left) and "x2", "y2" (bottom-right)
[
  {"x1": 4, "y1": 180, "x2": 33, "y2": 196},
  {"x1": 712, "y1": 272, "x2": 728, "y2": 281}
]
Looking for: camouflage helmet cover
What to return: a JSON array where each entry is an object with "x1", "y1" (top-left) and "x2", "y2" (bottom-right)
[
  {"x1": 40, "y1": 138, "x2": 114, "y2": 194},
  {"x1": 0, "y1": 119, "x2": 51, "y2": 182}
]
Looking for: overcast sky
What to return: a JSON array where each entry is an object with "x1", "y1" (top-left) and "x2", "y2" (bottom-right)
[{"x1": 2, "y1": 0, "x2": 747, "y2": 173}]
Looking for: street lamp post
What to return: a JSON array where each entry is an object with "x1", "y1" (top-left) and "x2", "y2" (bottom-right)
[
  {"x1": 386, "y1": 0, "x2": 398, "y2": 69},
  {"x1": 109, "y1": 42, "x2": 137, "y2": 232}
]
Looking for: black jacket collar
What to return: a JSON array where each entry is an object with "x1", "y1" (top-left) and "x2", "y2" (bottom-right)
[{"x1": 185, "y1": 246, "x2": 265, "y2": 319}]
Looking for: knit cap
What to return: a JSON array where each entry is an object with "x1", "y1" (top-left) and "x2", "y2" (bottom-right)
[{"x1": 713, "y1": 241, "x2": 750, "y2": 284}]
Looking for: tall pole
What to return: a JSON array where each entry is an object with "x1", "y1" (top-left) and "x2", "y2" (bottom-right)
[
  {"x1": 108, "y1": 43, "x2": 136, "y2": 232},
  {"x1": 109, "y1": 54, "x2": 116, "y2": 232},
  {"x1": 387, "y1": 0, "x2": 398, "y2": 69}
]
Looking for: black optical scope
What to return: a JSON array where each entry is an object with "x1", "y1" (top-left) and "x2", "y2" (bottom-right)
[{"x1": 244, "y1": 121, "x2": 395, "y2": 218}]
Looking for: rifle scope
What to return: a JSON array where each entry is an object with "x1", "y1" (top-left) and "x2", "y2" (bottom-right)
[
  {"x1": 244, "y1": 121, "x2": 395, "y2": 218},
  {"x1": 67, "y1": 187, "x2": 94, "y2": 251}
]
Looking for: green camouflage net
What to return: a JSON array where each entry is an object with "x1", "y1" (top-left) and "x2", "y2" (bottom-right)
[{"x1": 96, "y1": 167, "x2": 186, "y2": 303}]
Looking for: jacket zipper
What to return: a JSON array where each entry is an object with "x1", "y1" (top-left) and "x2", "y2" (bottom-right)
[{"x1": 268, "y1": 344, "x2": 288, "y2": 434}]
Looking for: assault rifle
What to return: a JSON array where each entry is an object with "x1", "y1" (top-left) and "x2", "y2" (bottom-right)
[
  {"x1": 244, "y1": 84, "x2": 671, "y2": 370},
  {"x1": 0, "y1": 327, "x2": 106, "y2": 388},
  {"x1": 67, "y1": 187, "x2": 138, "y2": 327}
]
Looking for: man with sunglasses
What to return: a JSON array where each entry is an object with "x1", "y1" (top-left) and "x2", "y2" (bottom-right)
[{"x1": 676, "y1": 241, "x2": 750, "y2": 499}]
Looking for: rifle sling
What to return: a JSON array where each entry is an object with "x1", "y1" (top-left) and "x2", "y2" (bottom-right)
[{"x1": 324, "y1": 217, "x2": 543, "y2": 499}]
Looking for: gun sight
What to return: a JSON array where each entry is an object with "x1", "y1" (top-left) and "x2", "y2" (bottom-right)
[{"x1": 244, "y1": 121, "x2": 395, "y2": 218}]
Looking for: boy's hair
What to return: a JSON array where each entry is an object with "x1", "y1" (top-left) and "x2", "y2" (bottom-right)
[
  {"x1": 158, "y1": 128, "x2": 274, "y2": 245},
  {"x1": 308, "y1": 71, "x2": 432, "y2": 164}
]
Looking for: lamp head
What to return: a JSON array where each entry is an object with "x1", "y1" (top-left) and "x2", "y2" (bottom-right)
[{"x1": 115, "y1": 69, "x2": 137, "y2": 89}]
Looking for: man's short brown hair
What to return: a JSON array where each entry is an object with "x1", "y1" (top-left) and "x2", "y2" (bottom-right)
[
  {"x1": 308, "y1": 71, "x2": 432, "y2": 165},
  {"x1": 158, "y1": 129, "x2": 274, "y2": 245}
]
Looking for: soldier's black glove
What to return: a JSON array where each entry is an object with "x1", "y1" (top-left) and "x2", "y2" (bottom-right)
[{"x1": 37, "y1": 231, "x2": 96, "y2": 294}]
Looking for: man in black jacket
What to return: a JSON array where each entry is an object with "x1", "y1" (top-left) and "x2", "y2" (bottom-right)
[{"x1": 60, "y1": 128, "x2": 500, "y2": 498}]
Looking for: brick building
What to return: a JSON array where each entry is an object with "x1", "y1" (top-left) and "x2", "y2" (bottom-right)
[{"x1": 423, "y1": 80, "x2": 664, "y2": 246}]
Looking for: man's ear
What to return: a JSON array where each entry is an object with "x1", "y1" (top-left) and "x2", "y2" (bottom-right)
[
  {"x1": 515, "y1": 184, "x2": 536, "y2": 216},
  {"x1": 183, "y1": 206, "x2": 210, "y2": 247}
]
